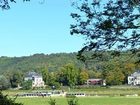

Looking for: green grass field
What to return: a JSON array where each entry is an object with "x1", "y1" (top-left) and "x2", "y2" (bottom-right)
[
  {"x1": 3, "y1": 87, "x2": 140, "y2": 105},
  {"x1": 4, "y1": 87, "x2": 140, "y2": 96},
  {"x1": 16, "y1": 97, "x2": 140, "y2": 105}
]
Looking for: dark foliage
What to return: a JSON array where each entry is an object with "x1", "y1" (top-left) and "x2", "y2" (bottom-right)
[
  {"x1": 0, "y1": 91, "x2": 23, "y2": 105},
  {"x1": 0, "y1": 75, "x2": 10, "y2": 90},
  {"x1": 0, "y1": 0, "x2": 30, "y2": 10},
  {"x1": 71, "y1": 0, "x2": 140, "y2": 60}
]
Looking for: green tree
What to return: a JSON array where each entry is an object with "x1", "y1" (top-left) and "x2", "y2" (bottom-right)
[
  {"x1": 61, "y1": 64, "x2": 78, "y2": 88},
  {"x1": 57, "y1": 68, "x2": 70, "y2": 87},
  {"x1": 42, "y1": 67, "x2": 60, "y2": 88},
  {"x1": 48, "y1": 72, "x2": 60, "y2": 89},
  {"x1": 10, "y1": 71, "x2": 23, "y2": 88},
  {"x1": 21, "y1": 80, "x2": 32, "y2": 90},
  {"x1": 0, "y1": 75, "x2": 10, "y2": 90},
  {"x1": 88, "y1": 70, "x2": 102, "y2": 79},
  {"x1": 41, "y1": 67, "x2": 49, "y2": 85},
  {"x1": 71, "y1": 0, "x2": 140, "y2": 60}
]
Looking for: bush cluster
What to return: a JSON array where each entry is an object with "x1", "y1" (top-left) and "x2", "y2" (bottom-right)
[{"x1": 0, "y1": 91, "x2": 23, "y2": 105}]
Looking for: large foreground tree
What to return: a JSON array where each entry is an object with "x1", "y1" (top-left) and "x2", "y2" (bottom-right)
[
  {"x1": 0, "y1": 0, "x2": 30, "y2": 9},
  {"x1": 70, "y1": 0, "x2": 140, "y2": 60}
]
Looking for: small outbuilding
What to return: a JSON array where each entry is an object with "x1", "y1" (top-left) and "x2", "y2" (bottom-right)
[{"x1": 86, "y1": 79, "x2": 106, "y2": 86}]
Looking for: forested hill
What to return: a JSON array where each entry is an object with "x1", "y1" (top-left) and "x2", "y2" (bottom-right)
[
  {"x1": 0, "y1": 53, "x2": 84, "y2": 73},
  {"x1": 0, "y1": 51, "x2": 140, "y2": 86},
  {"x1": 0, "y1": 51, "x2": 139, "y2": 74}
]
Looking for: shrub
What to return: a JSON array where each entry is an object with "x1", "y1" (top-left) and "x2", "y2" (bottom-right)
[
  {"x1": 67, "y1": 96, "x2": 79, "y2": 105},
  {"x1": 48, "y1": 97, "x2": 56, "y2": 105},
  {"x1": 0, "y1": 91, "x2": 23, "y2": 105}
]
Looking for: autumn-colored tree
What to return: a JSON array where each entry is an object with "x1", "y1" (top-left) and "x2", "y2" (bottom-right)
[
  {"x1": 105, "y1": 68, "x2": 125, "y2": 85},
  {"x1": 78, "y1": 70, "x2": 89, "y2": 85},
  {"x1": 123, "y1": 63, "x2": 136, "y2": 83},
  {"x1": 102, "y1": 61, "x2": 125, "y2": 85}
]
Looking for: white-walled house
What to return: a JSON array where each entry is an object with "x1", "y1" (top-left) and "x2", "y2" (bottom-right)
[
  {"x1": 128, "y1": 71, "x2": 140, "y2": 85},
  {"x1": 24, "y1": 71, "x2": 45, "y2": 88}
]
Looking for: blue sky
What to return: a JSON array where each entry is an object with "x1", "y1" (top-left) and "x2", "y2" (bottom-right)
[{"x1": 0, "y1": 0, "x2": 85, "y2": 57}]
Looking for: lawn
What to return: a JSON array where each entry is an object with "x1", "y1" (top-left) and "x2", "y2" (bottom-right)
[
  {"x1": 16, "y1": 96, "x2": 140, "y2": 105},
  {"x1": 3, "y1": 86, "x2": 140, "y2": 96},
  {"x1": 3, "y1": 87, "x2": 140, "y2": 105}
]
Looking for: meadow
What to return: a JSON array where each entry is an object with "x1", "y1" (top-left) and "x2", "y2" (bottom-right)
[
  {"x1": 4, "y1": 87, "x2": 140, "y2": 105},
  {"x1": 4, "y1": 86, "x2": 140, "y2": 96},
  {"x1": 16, "y1": 96, "x2": 140, "y2": 105}
]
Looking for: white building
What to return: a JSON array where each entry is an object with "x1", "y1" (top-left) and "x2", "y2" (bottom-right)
[
  {"x1": 128, "y1": 71, "x2": 140, "y2": 85},
  {"x1": 24, "y1": 71, "x2": 45, "y2": 88}
]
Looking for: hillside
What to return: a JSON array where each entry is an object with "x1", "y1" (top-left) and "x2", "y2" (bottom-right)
[
  {"x1": 0, "y1": 51, "x2": 139, "y2": 74},
  {"x1": 0, "y1": 51, "x2": 140, "y2": 88},
  {"x1": 0, "y1": 53, "x2": 84, "y2": 73}
]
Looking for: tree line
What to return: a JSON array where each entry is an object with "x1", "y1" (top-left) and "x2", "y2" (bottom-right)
[{"x1": 0, "y1": 51, "x2": 139, "y2": 90}]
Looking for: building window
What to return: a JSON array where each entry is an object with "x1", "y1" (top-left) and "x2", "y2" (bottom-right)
[{"x1": 32, "y1": 77, "x2": 35, "y2": 81}]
